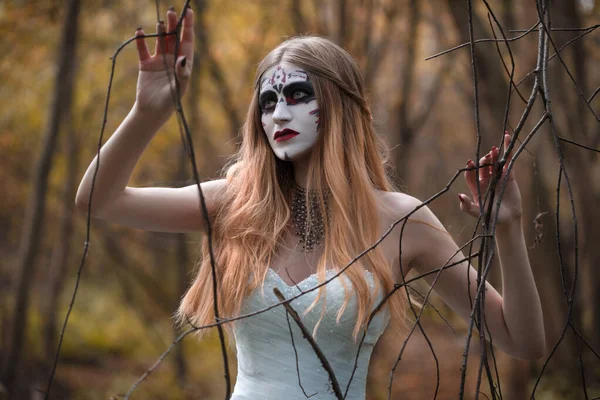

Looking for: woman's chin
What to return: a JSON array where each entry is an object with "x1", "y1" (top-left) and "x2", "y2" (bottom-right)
[{"x1": 273, "y1": 147, "x2": 312, "y2": 163}]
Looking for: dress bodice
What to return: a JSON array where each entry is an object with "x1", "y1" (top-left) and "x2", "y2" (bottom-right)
[{"x1": 231, "y1": 269, "x2": 390, "y2": 400}]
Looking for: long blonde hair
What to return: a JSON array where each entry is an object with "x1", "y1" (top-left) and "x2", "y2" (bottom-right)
[{"x1": 178, "y1": 36, "x2": 407, "y2": 343}]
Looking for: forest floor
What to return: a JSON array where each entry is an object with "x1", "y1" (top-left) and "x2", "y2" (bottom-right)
[
  {"x1": 369, "y1": 317, "x2": 516, "y2": 399},
  {"x1": 12, "y1": 315, "x2": 594, "y2": 399},
  {"x1": 47, "y1": 317, "x2": 528, "y2": 399}
]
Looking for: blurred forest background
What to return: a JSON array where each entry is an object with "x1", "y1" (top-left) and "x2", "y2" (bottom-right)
[{"x1": 1, "y1": 0, "x2": 599, "y2": 399}]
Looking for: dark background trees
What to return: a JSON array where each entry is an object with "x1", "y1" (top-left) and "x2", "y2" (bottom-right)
[{"x1": 0, "y1": 0, "x2": 598, "y2": 398}]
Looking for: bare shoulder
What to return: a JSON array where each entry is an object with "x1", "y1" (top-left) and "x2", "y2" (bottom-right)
[
  {"x1": 374, "y1": 190, "x2": 443, "y2": 229},
  {"x1": 376, "y1": 191, "x2": 436, "y2": 272},
  {"x1": 373, "y1": 190, "x2": 449, "y2": 274}
]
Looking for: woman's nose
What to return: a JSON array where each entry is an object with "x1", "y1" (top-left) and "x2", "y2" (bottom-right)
[{"x1": 272, "y1": 101, "x2": 292, "y2": 125}]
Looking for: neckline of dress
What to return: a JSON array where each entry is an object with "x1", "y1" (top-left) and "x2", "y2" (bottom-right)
[{"x1": 267, "y1": 267, "x2": 373, "y2": 289}]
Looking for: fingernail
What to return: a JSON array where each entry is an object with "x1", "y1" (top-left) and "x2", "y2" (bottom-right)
[
  {"x1": 458, "y1": 194, "x2": 466, "y2": 203},
  {"x1": 169, "y1": 5, "x2": 175, "y2": 11},
  {"x1": 492, "y1": 146, "x2": 498, "y2": 151},
  {"x1": 181, "y1": 57, "x2": 187, "y2": 68}
]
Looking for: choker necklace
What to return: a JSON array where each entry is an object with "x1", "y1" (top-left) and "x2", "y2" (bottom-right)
[{"x1": 291, "y1": 184, "x2": 330, "y2": 252}]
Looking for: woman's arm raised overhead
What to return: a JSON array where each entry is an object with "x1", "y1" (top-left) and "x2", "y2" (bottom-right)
[
  {"x1": 400, "y1": 133, "x2": 545, "y2": 360},
  {"x1": 76, "y1": 7, "x2": 224, "y2": 233}
]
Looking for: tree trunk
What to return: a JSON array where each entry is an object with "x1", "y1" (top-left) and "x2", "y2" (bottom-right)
[
  {"x1": 174, "y1": 232, "x2": 189, "y2": 388},
  {"x1": 193, "y1": 0, "x2": 241, "y2": 142},
  {"x1": 290, "y1": 0, "x2": 307, "y2": 34},
  {"x1": 336, "y1": 0, "x2": 348, "y2": 47},
  {"x1": 446, "y1": 0, "x2": 509, "y2": 143},
  {"x1": 42, "y1": 117, "x2": 80, "y2": 364},
  {"x1": 532, "y1": 0, "x2": 600, "y2": 357},
  {"x1": 1, "y1": 0, "x2": 81, "y2": 395},
  {"x1": 170, "y1": 1, "x2": 211, "y2": 386},
  {"x1": 393, "y1": 0, "x2": 420, "y2": 183},
  {"x1": 552, "y1": 0, "x2": 600, "y2": 355}
]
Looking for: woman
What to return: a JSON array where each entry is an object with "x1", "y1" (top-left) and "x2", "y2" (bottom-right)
[{"x1": 75, "y1": 7, "x2": 545, "y2": 399}]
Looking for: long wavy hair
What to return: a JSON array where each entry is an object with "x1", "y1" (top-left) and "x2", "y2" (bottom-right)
[{"x1": 177, "y1": 36, "x2": 408, "y2": 343}]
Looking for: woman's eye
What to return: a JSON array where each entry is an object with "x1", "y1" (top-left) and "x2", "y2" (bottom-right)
[
  {"x1": 262, "y1": 100, "x2": 276, "y2": 111},
  {"x1": 292, "y1": 90, "x2": 307, "y2": 100}
]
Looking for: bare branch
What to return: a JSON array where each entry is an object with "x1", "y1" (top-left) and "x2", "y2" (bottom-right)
[
  {"x1": 425, "y1": 22, "x2": 539, "y2": 61},
  {"x1": 273, "y1": 288, "x2": 343, "y2": 399}
]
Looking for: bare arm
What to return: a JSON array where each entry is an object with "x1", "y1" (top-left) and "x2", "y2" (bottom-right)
[
  {"x1": 402, "y1": 133, "x2": 544, "y2": 360},
  {"x1": 76, "y1": 7, "x2": 224, "y2": 233},
  {"x1": 406, "y1": 207, "x2": 545, "y2": 360}
]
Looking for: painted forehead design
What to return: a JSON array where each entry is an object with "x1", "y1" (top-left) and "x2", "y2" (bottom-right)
[{"x1": 260, "y1": 65, "x2": 310, "y2": 94}]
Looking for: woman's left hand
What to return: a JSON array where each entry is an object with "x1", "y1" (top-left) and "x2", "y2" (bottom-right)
[{"x1": 458, "y1": 132, "x2": 523, "y2": 225}]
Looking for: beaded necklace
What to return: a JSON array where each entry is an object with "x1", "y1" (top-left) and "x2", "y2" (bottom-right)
[{"x1": 290, "y1": 184, "x2": 330, "y2": 251}]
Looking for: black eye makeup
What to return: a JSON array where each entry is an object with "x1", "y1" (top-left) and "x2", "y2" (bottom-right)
[
  {"x1": 283, "y1": 82, "x2": 315, "y2": 105},
  {"x1": 259, "y1": 91, "x2": 277, "y2": 112},
  {"x1": 259, "y1": 80, "x2": 316, "y2": 113}
]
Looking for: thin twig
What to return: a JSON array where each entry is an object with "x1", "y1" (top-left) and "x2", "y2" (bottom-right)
[
  {"x1": 425, "y1": 22, "x2": 538, "y2": 61},
  {"x1": 273, "y1": 288, "x2": 343, "y2": 399},
  {"x1": 558, "y1": 136, "x2": 600, "y2": 153}
]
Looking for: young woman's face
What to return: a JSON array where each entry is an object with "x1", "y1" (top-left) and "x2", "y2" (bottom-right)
[{"x1": 259, "y1": 62, "x2": 320, "y2": 161}]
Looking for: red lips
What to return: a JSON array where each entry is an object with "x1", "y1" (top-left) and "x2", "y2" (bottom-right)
[{"x1": 274, "y1": 128, "x2": 299, "y2": 142}]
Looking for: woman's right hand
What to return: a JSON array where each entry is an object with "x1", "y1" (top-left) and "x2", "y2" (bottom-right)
[{"x1": 134, "y1": 6, "x2": 194, "y2": 117}]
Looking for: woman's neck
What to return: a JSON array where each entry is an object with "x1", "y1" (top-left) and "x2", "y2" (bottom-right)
[
  {"x1": 292, "y1": 157, "x2": 310, "y2": 188},
  {"x1": 290, "y1": 153, "x2": 331, "y2": 191}
]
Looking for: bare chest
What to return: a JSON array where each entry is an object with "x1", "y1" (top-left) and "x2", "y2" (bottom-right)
[{"x1": 269, "y1": 207, "x2": 412, "y2": 286}]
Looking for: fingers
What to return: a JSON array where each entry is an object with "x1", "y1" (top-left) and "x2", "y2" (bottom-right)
[
  {"x1": 180, "y1": 7, "x2": 195, "y2": 59},
  {"x1": 502, "y1": 131, "x2": 516, "y2": 179},
  {"x1": 165, "y1": 6, "x2": 178, "y2": 53},
  {"x1": 503, "y1": 131, "x2": 512, "y2": 164},
  {"x1": 152, "y1": 7, "x2": 193, "y2": 58},
  {"x1": 478, "y1": 152, "x2": 493, "y2": 181},
  {"x1": 154, "y1": 7, "x2": 176, "y2": 56},
  {"x1": 503, "y1": 131, "x2": 511, "y2": 156},
  {"x1": 154, "y1": 20, "x2": 167, "y2": 55},
  {"x1": 464, "y1": 159, "x2": 479, "y2": 202},
  {"x1": 490, "y1": 145, "x2": 499, "y2": 176},
  {"x1": 458, "y1": 193, "x2": 480, "y2": 218},
  {"x1": 135, "y1": 27, "x2": 151, "y2": 62},
  {"x1": 464, "y1": 148, "x2": 494, "y2": 202},
  {"x1": 462, "y1": 132, "x2": 517, "y2": 214}
]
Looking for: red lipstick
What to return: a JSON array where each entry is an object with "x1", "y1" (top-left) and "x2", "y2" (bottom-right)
[{"x1": 274, "y1": 128, "x2": 299, "y2": 142}]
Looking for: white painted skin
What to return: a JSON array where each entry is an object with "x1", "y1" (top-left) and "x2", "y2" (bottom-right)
[{"x1": 260, "y1": 62, "x2": 320, "y2": 162}]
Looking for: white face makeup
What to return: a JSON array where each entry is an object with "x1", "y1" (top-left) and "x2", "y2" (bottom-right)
[{"x1": 259, "y1": 62, "x2": 320, "y2": 162}]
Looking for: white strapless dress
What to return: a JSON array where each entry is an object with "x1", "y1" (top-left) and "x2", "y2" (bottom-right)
[{"x1": 231, "y1": 269, "x2": 390, "y2": 400}]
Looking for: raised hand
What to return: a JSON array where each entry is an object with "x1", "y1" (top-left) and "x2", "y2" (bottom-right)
[
  {"x1": 458, "y1": 132, "x2": 523, "y2": 225},
  {"x1": 134, "y1": 6, "x2": 194, "y2": 117}
]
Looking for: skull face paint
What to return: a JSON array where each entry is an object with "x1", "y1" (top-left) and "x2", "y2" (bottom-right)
[{"x1": 259, "y1": 62, "x2": 320, "y2": 162}]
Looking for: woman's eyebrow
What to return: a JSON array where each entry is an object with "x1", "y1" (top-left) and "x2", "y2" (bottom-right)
[{"x1": 282, "y1": 81, "x2": 314, "y2": 96}]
